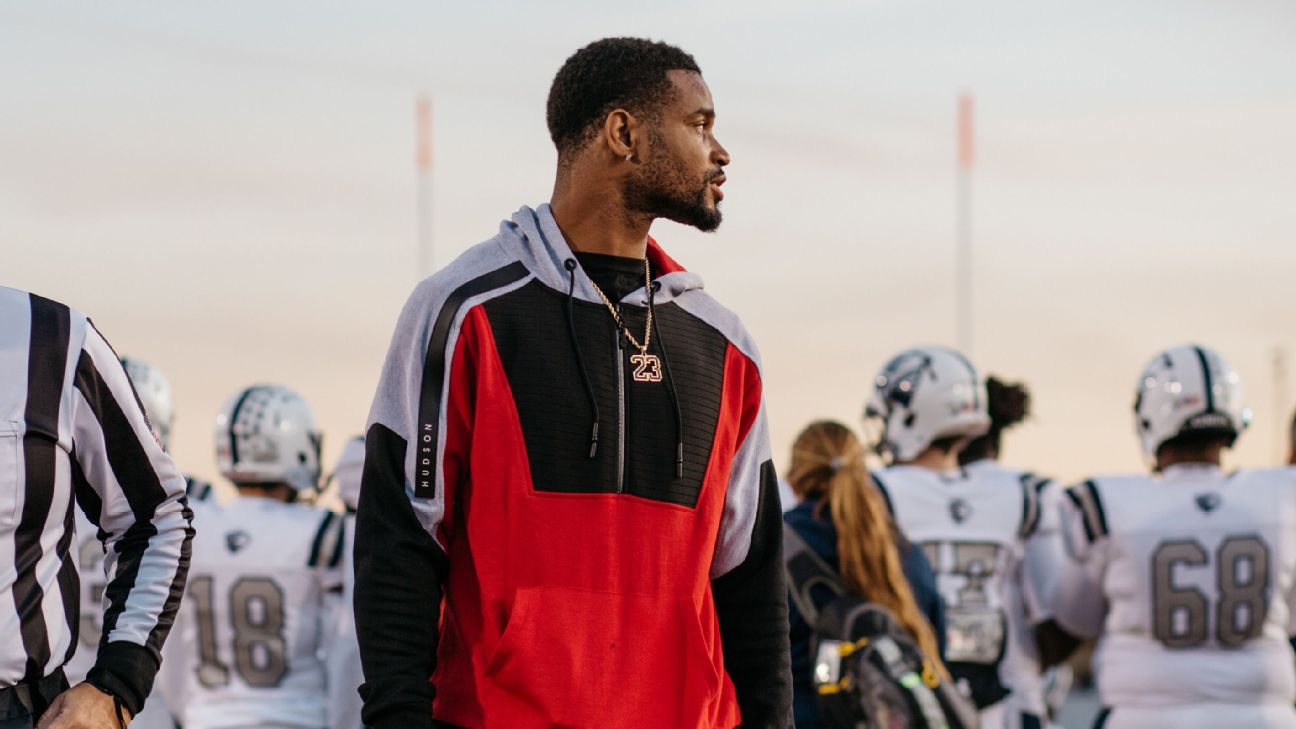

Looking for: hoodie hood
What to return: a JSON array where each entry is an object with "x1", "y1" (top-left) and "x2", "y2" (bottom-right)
[{"x1": 499, "y1": 204, "x2": 706, "y2": 305}]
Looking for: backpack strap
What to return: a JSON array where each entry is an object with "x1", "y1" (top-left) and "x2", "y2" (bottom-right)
[
  {"x1": 783, "y1": 524, "x2": 846, "y2": 626},
  {"x1": 871, "y1": 471, "x2": 896, "y2": 516},
  {"x1": 872, "y1": 637, "x2": 950, "y2": 729}
]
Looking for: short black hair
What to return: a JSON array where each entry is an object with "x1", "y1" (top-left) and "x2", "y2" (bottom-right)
[
  {"x1": 1156, "y1": 429, "x2": 1236, "y2": 461},
  {"x1": 960, "y1": 376, "x2": 1031, "y2": 465},
  {"x1": 546, "y1": 37, "x2": 701, "y2": 159}
]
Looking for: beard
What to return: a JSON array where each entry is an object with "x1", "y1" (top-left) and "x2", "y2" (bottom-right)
[{"x1": 623, "y1": 138, "x2": 723, "y2": 232}]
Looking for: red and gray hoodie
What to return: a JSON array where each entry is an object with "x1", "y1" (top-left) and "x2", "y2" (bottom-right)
[{"x1": 353, "y1": 204, "x2": 792, "y2": 729}]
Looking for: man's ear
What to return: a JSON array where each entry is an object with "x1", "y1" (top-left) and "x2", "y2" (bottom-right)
[{"x1": 601, "y1": 108, "x2": 640, "y2": 161}]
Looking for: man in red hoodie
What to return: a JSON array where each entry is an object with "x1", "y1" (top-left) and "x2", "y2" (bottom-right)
[{"x1": 354, "y1": 37, "x2": 791, "y2": 729}]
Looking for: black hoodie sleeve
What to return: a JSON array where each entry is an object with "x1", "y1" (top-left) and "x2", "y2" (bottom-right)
[
  {"x1": 712, "y1": 460, "x2": 794, "y2": 728},
  {"x1": 353, "y1": 424, "x2": 443, "y2": 729}
]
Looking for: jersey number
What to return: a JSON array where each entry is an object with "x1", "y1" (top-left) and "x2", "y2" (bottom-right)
[
  {"x1": 1151, "y1": 535, "x2": 1270, "y2": 648},
  {"x1": 188, "y1": 575, "x2": 289, "y2": 688}
]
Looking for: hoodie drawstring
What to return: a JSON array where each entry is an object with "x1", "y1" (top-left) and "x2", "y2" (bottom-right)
[
  {"x1": 564, "y1": 258, "x2": 684, "y2": 479},
  {"x1": 648, "y1": 280, "x2": 685, "y2": 480},
  {"x1": 564, "y1": 259, "x2": 600, "y2": 458}
]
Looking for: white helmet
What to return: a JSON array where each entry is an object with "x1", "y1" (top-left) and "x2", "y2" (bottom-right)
[
  {"x1": 120, "y1": 357, "x2": 175, "y2": 452},
  {"x1": 329, "y1": 435, "x2": 365, "y2": 511},
  {"x1": 864, "y1": 345, "x2": 990, "y2": 463},
  {"x1": 214, "y1": 384, "x2": 322, "y2": 493},
  {"x1": 1133, "y1": 344, "x2": 1249, "y2": 461}
]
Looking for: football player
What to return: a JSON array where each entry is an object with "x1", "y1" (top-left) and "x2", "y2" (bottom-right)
[
  {"x1": 865, "y1": 346, "x2": 1056, "y2": 729},
  {"x1": 322, "y1": 435, "x2": 363, "y2": 729},
  {"x1": 1052, "y1": 345, "x2": 1296, "y2": 728},
  {"x1": 157, "y1": 385, "x2": 346, "y2": 729}
]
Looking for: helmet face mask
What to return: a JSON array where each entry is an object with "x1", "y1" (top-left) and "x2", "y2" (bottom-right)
[
  {"x1": 1133, "y1": 344, "x2": 1250, "y2": 465},
  {"x1": 860, "y1": 407, "x2": 888, "y2": 460},
  {"x1": 865, "y1": 346, "x2": 990, "y2": 464},
  {"x1": 214, "y1": 384, "x2": 322, "y2": 493}
]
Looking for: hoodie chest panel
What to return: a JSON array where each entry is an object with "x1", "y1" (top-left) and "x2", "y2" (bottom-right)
[{"x1": 482, "y1": 281, "x2": 727, "y2": 508}]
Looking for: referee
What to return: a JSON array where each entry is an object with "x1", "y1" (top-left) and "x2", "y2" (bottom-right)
[{"x1": 0, "y1": 287, "x2": 194, "y2": 729}]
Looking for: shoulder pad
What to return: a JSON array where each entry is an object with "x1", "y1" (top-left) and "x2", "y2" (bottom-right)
[
  {"x1": 1064, "y1": 479, "x2": 1110, "y2": 544},
  {"x1": 1017, "y1": 472, "x2": 1052, "y2": 539},
  {"x1": 308, "y1": 510, "x2": 347, "y2": 569},
  {"x1": 185, "y1": 475, "x2": 214, "y2": 502}
]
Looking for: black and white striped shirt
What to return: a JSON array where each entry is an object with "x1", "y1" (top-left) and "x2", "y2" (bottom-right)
[{"x1": 0, "y1": 286, "x2": 193, "y2": 713}]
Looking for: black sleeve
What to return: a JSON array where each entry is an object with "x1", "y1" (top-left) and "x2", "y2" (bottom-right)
[
  {"x1": 712, "y1": 460, "x2": 793, "y2": 729},
  {"x1": 354, "y1": 423, "x2": 445, "y2": 729},
  {"x1": 84, "y1": 642, "x2": 158, "y2": 716}
]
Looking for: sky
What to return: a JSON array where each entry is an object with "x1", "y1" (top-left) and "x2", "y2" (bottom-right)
[{"x1": 3, "y1": 0, "x2": 1295, "y2": 486}]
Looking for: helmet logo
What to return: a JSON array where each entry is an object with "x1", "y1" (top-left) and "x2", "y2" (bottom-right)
[
  {"x1": 877, "y1": 352, "x2": 933, "y2": 409},
  {"x1": 949, "y1": 498, "x2": 973, "y2": 524}
]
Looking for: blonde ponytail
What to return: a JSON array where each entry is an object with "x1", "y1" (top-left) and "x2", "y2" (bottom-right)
[{"x1": 789, "y1": 421, "x2": 948, "y2": 679}]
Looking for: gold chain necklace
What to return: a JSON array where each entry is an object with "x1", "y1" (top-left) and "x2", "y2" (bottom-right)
[{"x1": 584, "y1": 258, "x2": 663, "y2": 383}]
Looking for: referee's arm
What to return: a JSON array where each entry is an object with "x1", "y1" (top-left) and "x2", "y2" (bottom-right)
[{"x1": 67, "y1": 321, "x2": 194, "y2": 717}]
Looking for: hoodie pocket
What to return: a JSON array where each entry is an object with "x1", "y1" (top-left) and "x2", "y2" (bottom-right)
[{"x1": 484, "y1": 586, "x2": 722, "y2": 729}]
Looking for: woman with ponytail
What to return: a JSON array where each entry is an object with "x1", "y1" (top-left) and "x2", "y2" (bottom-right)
[{"x1": 784, "y1": 420, "x2": 946, "y2": 729}]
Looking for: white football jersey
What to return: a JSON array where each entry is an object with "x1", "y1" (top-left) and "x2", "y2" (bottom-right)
[
  {"x1": 158, "y1": 496, "x2": 347, "y2": 729},
  {"x1": 875, "y1": 462, "x2": 1055, "y2": 725},
  {"x1": 1055, "y1": 464, "x2": 1296, "y2": 727}
]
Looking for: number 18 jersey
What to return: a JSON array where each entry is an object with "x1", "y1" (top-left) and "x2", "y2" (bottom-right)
[
  {"x1": 158, "y1": 496, "x2": 347, "y2": 729},
  {"x1": 1055, "y1": 464, "x2": 1296, "y2": 724}
]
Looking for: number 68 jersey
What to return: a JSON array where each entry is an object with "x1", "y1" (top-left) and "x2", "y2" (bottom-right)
[
  {"x1": 158, "y1": 496, "x2": 347, "y2": 729},
  {"x1": 1055, "y1": 464, "x2": 1296, "y2": 724}
]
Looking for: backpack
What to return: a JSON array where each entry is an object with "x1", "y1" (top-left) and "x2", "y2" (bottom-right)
[{"x1": 785, "y1": 526, "x2": 979, "y2": 729}]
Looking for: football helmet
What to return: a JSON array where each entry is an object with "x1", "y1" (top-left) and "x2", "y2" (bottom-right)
[
  {"x1": 864, "y1": 346, "x2": 990, "y2": 462},
  {"x1": 120, "y1": 356, "x2": 176, "y2": 451},
  {"x1": 1133, "y1": 344, "x2": 1248, "y2": 461},
  {"x1": 214, "y1": 384, "x2": 322, "y2": 492}
]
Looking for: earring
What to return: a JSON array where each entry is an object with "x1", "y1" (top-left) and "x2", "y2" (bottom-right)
[{"x1": 625, "y1": 153, "x2": 633, "y2": 162}]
